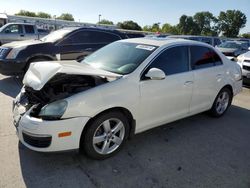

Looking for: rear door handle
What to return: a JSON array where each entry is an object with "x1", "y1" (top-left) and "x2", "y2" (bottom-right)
[{"x1": 184, "y1": 81, "x2": 193, "y2": 86}]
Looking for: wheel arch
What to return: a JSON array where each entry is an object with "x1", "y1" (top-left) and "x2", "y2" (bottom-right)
[
  {"x1": 79, "y1": 107, "x2": 136, "y2": 148},
  {"x1": 222, "y1": 84, "x2": 233, "y2": 95},
  {"x1": 26, "y1": 54, "x2": 55, "y2": 63},
  {"x1": 24, "y1": 55, "x2": 55, "y2": 71}
]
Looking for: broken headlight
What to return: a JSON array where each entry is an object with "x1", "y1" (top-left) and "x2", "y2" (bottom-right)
[{"x1": 39, "y1": 100, "x2": 68, "y2": 120}]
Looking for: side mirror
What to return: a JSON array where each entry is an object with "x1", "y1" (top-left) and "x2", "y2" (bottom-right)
[
  {"x1": 145, "y1": 68, "x2": 165, "y2": 80},
  {"x1": 248, "y1": 47, "x2": 250, "y2": 51}
]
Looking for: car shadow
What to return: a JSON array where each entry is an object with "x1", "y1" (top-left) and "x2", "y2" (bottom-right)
[
  {"x1": 0, "y1": 76, "x2": 22, "y2": 98},
  {"x1": 18, "y1": 105, "x2": 250, "y2": 188}
]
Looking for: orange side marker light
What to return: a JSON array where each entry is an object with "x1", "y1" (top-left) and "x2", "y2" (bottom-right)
[{"x1": 58, "y1": 132, "x2": 72, "y2": 138}]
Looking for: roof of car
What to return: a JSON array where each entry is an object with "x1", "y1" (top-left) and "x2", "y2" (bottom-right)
[
  {"x1": 120, "y1": 37, "x2": 209, "y2": 47},
  {"x1": 168, "y1": 35, "x2": 219, "y2": 39}
]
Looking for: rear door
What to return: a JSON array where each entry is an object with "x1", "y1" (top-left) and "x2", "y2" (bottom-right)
[
  {"x1": 23, "y1": 25, "x2": 37, "y2": 40},
  {"x1": 58, "y1": 30, "x2": 122, "y2": 61},
  {"x1": 189, "y1": 45, "x2": 224, "y2": 114}
]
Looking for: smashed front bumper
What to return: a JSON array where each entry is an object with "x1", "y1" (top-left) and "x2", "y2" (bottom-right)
[{"x1": 13, "y1": 94, "x2": 90, "y2": 152}]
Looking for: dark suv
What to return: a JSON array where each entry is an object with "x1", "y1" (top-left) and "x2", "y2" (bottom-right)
[{"x1": 0, "y1": 27, "x2": 142, "y2": 75}]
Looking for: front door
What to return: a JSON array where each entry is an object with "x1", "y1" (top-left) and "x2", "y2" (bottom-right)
[{"x1": 138, "y1": 46, "x2": 194, "y2": 131}]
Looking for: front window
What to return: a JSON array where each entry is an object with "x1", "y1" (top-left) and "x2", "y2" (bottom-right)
[
  {"x1": 82, "y1": 42, "x2": 157, "y2": 75},
  {"x1": 147, "y1": 46, "x2": 189, "y2": 75},
  {"x1": 218, "y1": 42, "x2": 240, "y2": 49},
  {"x1": 41, "y1": 28, "x2": 73, "y2": 42},
  {"x1": 3, "y1": 24, "x2": 23, "y2": 34}
]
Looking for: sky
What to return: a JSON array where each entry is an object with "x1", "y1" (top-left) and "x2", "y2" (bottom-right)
[{"x1": 0, "y1": 0, "x2": 249, "y2": 33}]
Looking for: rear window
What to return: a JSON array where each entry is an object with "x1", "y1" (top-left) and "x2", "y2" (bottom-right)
[
  {"x1": 24, "y1": 25, "x2": 35, "y2": 34},
  {"x1": 191, "y1": 46, "x2": 222, "y2": 70},
  {"x1": 62, "y1": 30, "x2": 121, "y2": 44}
]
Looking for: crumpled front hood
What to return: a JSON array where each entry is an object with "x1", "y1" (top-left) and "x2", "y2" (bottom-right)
[
  {"x1": 23, "y1": 60, "x2": 121, "y2": 90},
  {"x1": 2, "y1": 39, "x2": 44, "y2": 48}
]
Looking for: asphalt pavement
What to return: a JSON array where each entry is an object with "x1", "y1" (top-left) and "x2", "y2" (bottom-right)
[{"x1": 0, "y1": 73, "x2": 250, "y2": 188}]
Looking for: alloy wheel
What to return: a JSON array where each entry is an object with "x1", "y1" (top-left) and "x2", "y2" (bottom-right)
[{"x1": 92, "y1": 118, "x2": 125, "y2": 155}]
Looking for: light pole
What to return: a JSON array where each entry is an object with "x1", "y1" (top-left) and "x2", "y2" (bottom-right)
[
  {"x1": 53, "y1": 15, "x2": 57, "y2": 30},
  {"x1": 98, "y1": 14, "x2": 101, "y2": 24}
]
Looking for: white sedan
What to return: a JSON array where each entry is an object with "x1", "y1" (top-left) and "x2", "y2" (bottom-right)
[{"x1": 13, "y1": 38, "x2": 242, "y2": 159}]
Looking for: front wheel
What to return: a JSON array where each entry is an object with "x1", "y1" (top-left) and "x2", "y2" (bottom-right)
[
  {"x1": 210, "y1": 87, "x2": 233, "y2": 117},
  {"x1": 82, "y1": 111, "x2": 130, "y2": 160}
]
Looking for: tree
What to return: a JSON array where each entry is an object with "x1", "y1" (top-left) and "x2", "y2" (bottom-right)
[
  {"x1": 241, "y1": 33, "x2": 250, "y2": 39},
  {"x1": 98, "y1": 19, "x2": 114, "y2": 25},
  {"x1": 37, "y1": 12, "x2": 51, "y2": 19},
  {"x1": 193, "y1": 11, "x2": 218, "y2": 36},
  {"x1": 151, "y1": 23, "x2": 161, "y2": 32},
  {"x1": 177, "y1": 15, "x2": 199, "y2": 35},
  {"x1": 117, "y1": 20, "x2": 142, "y2": 31},
  {"x1": 161, "y1": 23, "x2": 179, "y2": 34},
  {"x1": 143, "y1": 25, "x2": 152, "y2": 32},
  {"x1": 218, "y1": 10, "x2": 247, "y2": 37},
  {"x1": 15, "y1": 10, "x2": 37, "y2": 17},
  {"x1": 57, "y1": 13, "x2": 74, "y2": 21}
]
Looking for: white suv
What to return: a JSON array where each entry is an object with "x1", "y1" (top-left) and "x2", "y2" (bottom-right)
[{"x1": 13, "y1": 38, "x2": 242, "y2": 159}]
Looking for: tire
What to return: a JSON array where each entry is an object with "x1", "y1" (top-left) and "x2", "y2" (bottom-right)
[
  {"x1": 82, "y1": 111, "x2": 130, "y2": 160},
  {"x1": 209, "y1": 87, "x2": 233, "y2": 117},
  {"x1": 24, "y1": 58, "x2": 50, "y2": 73}
]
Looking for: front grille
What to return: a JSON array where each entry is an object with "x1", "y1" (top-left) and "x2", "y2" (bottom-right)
[
  {"x1": 22, "y1": 132, "x2": 52, "y2": 148},
  {"x1": 243, "y1": 65, "x2": 250, "y2": 71}
]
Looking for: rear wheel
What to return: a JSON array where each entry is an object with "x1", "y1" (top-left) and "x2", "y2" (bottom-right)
[
  {"x1": 210, "y1": 87, "x2": 232, "y2": 117},
  {"x1": 82, "y1": 111, "x2": 129, "y2": 160}
]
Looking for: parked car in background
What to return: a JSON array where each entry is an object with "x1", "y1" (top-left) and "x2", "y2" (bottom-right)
[
  {"x1": 13, "y1": 38, "x2": 242, "y2": 159},
  {"x1": 227, "y1": 38, "x2": 250, "y2": 48},
  {"x1": 0, "y1": 27, "x2": 142, "y2": 75},
  {"x1": 167, "y1": 35, "x2": 221, "y2": 46},
  {"x1": 237, "y1": 51, "x2": 250, "y2": 85},
  {"x1": 216, "y1": 41, "x2": 249, "y2": 57},
  {"x1": 0, "y1": 23, "x2": 49, "y2": 45}
]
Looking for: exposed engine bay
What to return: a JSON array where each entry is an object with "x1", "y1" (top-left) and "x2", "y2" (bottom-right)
[{"x1": 20, "y1": 73, "x2": 109, "y2": 117}]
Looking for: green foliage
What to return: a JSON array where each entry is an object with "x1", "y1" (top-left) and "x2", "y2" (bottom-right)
[
  {"x1": 193, "y1": 11, "x2": 218, "y2": 36},
  {"x1": 177, "y1": 15, "x2": 199, "y2": 35},
  {"x1": 151, "y1": 23, "x2": 161, "y2": 32},
  {"x1": 15, "y1": 10, "x2": 37, "y2": 17},
  {"x1": 241, "y1": 33, "x2": 250, "y2": 39},
  {"x1": 37, "y1": 12, "x2": 51, "y2": 19},
  {"x1": 161, "y1": 23, "x2": 179, "y2": 34},
  {"x1": 117, "y1": 20, "x2": 142, "y2": 31},
  {"x1": 218, "y1": 10, "x2": 247, "y2": 37},
  {"x1": 98, "y1": 19, "x2": 114, "y2": 25},
  {"x1": 57, "y1": 13, "x2": 74, "y2": 21}
]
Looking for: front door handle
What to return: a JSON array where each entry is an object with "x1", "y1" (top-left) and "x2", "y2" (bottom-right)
[{"x1": 184, "y1": 81, "x2": 194, "y2": 86}]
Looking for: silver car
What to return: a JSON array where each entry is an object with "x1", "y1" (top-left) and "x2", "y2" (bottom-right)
[{"x1": 0, "y1": 23, "x2": 49, "y2": 45}]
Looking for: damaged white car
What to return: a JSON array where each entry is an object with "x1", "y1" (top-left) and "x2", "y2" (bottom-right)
[{"x1": 13, "y1": 38, "x2": 242, "y2": 159}]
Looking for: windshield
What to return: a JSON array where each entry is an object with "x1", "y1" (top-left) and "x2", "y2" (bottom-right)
[
  {"x1": 82, "y1": 42, "x2": 157, "y2": 75},
  {"x1": 40, "y1": 28, "x2": 73, "y2": 42},
  {"x1": 218, "y1": 42, "x2": 241, "y2": 49}
]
